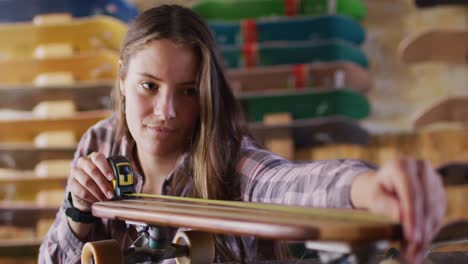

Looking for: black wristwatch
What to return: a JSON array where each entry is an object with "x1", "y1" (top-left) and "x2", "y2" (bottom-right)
[{"x1": 64, "y1": 192, "x2": 100, "y2": 224}]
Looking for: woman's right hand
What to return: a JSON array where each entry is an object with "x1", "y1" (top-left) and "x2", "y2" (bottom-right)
[{"x1": 68, "y1": 152, "x2": 116, "y2": 212}]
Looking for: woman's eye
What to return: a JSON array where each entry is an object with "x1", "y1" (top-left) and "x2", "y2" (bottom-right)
[
  {"x1": 184, "y1": 88, "x2": 197, "y2": 97},
  {"x1": 141, "y1": 82, "x2": 157, "y2": 90}
]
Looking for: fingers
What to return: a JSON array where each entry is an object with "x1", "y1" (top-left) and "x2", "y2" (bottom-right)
[
  {"x1": 380, "y1": 158, "x2": 420, "y2": 243},
  {"x1": 380, "y1": 158, "x2": 446, "y2": 264},
  {"x1": 69, "y1": 152, "x2": 115, "y2": 210}
]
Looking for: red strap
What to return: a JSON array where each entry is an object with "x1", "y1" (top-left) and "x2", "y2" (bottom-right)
[
  {"x1": 241, "y1": 19, "x2": 258, "y2": 44},
  {"x1": 293, "y1": 64, "x2": 307, "y2": 90},
  {"x1": 242, "y1": 43, "x2": 258, "y2": 67},
  {"x1": 284, "y1": 0, "x2": 299, "y2": 16}
]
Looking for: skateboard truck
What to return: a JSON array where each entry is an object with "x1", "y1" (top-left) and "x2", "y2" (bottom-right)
[{"x1": 107, "y1": 155, "x2": 136, "y2": 199}]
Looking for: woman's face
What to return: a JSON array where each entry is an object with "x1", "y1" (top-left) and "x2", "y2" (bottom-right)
[{"x1": 120, "y1": 39, "x2": 200, "y2": 157}]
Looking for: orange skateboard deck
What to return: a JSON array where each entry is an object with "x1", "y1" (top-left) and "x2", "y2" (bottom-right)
[
  {"x1": 227, "y1": 62, "x2": 371, "y2": 94},
  {"x1": 398, "y1": 30, "x2": 468, "y2": 64},
  {"x1": 0, "y1": 109, "x2": 111, "y2": 143},
  {"x1": 413, "y1": 96, "x2": 468, "y2": 129}
]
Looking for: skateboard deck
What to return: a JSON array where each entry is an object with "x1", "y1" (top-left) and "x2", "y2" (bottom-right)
[
  {"x1": 210, "y1": 15, "x2": 365, "y2": 46},
  {"x1": 0, "y1": 51, "x2": 118, "y2": 87},
  {"x1": 412, "y1": 96, "x2": 468, "y2": 129},
  {"x1": 437, "y1": 161, "x2": 468, "y2": 185},
  {"x1": 83, "y1": 195, "x2": 399, "y2": 263},
  {"x1": 0, "y1": 145, "x2": 74, "y2": 170},
  {"x1": 398, "y1": 29, "x2": 468, "y2": 65},
  {"x1": 0, "y1": 169, "x2": 67, "y2": 198},
  {"x1": 0, "y1": 82, "x2": 113, "y2": 112},
  {"x1": 239, "y1": 89, "x2": 370, "y2": 122},
  {"x1": 221, "y1": 40, "x2": 368, "y2": 69},
  {"x1": 0, "y1": 109, "x2": 111, "y2": 143},
  {"x1": 249, "y1": 116, "x2": 370, "y2": 147},
  {"x1": 415, "y1": 0, "x2": 468, "y2": 8},
  {"x1": 0, "y1": 15, "x2": 126, "y2": 59},
  {"x1": 0, "y1": 203, "x2": 59, "y2": 258},
  {"x1": 227, "y1": 62, "x2": 372, "y2": 94},
  {"x1": 0, "y1": 0, "x2": 138, "y2": 23},
  {"x1": 192, "y1": 0, "x2": 367, "y2": 21}
]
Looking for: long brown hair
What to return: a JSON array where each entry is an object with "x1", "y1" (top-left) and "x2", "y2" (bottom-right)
[{"x1": 114, "y1": 5, "x2": 248, "y2": 200}]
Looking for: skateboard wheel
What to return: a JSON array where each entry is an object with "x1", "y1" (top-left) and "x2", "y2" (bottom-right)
[
  {"x1": 81, "y1": 240, "x2": 123, "y2": 264},
  {"x1": 173, "y1": 230, "x2": 215, "y2": 264}
]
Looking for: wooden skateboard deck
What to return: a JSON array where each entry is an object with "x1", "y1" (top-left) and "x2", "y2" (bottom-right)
[
  {"x1": 222, "y1": 41, "x2": 368, "y2": 69},
  {"x1": 192, "y1": 0, "x2": 367, "y2": 21},
  {"x1": 239, "y1": 89, "x2": 370, "y2": 122},
  {"x1": 249, "y1": 116, "x2": 370, "y2": 147},
  {"x1": 398, "y1": 29, "x2": 468, "y2": 64},
  {"x1": 227, "y1": 62, "x2": 372, "y2": 94},
  {"x1": 412, "y1": 96, "x2": 468, "y2": 129},
  {"x1": 415, "y1": 0, "x2": 468, "y2": 8},
  {"x1": 210, "y1": 15, "x2": 365, "y2": 46},
  {"x1": 0, "y1": 203, "x2": 59, "y2": 258},
  {"x1": 0, "y1": 15, "x2": 126, "y2": 59},
  {"x1": 0, "y1": 82, "x2": 113, "y2": 112},
  {"x1": 0, "y1": 51, "x2": 118, "y2": 86},
  {"x1": 437, "y1": 161, "x2": 468, "y2": 185},
  {"x1": 0, "y1": 145, "x2": 74, "y2": 170},
  {"x1": 0, "y1": 0, "x2": 138, "y2": 23},
  {"x1": 92, "y1": 196, "x2": 399, "y2": 241},
  {"x1": 0, "y1": 109, "x2": 111, "y2": 143}
]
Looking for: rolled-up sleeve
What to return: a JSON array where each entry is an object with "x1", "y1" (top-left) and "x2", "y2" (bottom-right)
[{"x1": 237, "y1": 145, "x2": 375, "y2": 208}]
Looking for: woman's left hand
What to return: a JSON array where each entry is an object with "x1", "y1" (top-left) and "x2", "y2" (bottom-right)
[{"x1": 351, "y1": 157, "x2": 446, "y2": 264}]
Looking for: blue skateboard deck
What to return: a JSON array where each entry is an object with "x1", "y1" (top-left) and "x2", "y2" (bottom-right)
[
  {"x1": 210, "y1": 15, "x2": 365, "y2": 46},
  {"x1": 0, "y1": 0, "x2": 138, "y2": 23},
  {"x1": 221, "y1": 40, "x2": 368, "y2": 68},
  {"x1": 239, "y1": 89, "x2": 370, "y2": 122}
]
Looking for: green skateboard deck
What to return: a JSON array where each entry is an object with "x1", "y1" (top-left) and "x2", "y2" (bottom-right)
[
  {"x1": 192, "y1": 0, "x2": 367, "y2": 21},
  {"x1": 222, "y1": 41, "x2": 368, "y2": 69},
  {"x1": 210, "y1": 15, "x2": 365, "y2": 46},
  {"x1": 249, "y1": 116, "x2": 370, "y2": 147},
  {"x1": 239, "y1": 89, "x2": 370, "y2": 122},
  {"x1": 0, "y1": 15, "x2": 126, "y2": 59}
]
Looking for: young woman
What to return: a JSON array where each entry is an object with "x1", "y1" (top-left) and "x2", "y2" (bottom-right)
[{"x1": 39, "y1": 5, "x2": 445, "y2": 264}]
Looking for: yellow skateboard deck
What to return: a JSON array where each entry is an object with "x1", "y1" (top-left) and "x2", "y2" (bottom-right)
[
  {"x1": 0, "y1": 109, "x2": 111, "y2": 143},
  {"x1": 0, "y1": 15, "x2": 126, "y2": 59},
  {"x1": 0, "y1": 51, "x2": 118, "y2": 86}
]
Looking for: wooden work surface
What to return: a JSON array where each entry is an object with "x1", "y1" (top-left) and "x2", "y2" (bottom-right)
[{"x1": 92, "y1": 196, "x2": 401, "y2": 243}]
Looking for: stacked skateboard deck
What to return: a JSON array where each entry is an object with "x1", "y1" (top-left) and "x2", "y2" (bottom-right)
[
  {"x1": 189, "y1": 0, "x2": 373, "y2": 160},
  {"x1": 0, "y1": 10, "x2": 133, "y2": 259}
]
